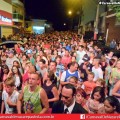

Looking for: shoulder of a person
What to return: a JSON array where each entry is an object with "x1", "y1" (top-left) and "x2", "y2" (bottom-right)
[
  {"x1": 53, "y1": 100, "x2": 63, "y2": 106},
  {"x1": 83, "y1": 81, "x2": 88, "y2": 85},
  {"x1": 2, "y1": 90, "x2": 7, "y2": 95},
  {"x1": 62, "y1": 71, "x2": 66, "y2": 74}
]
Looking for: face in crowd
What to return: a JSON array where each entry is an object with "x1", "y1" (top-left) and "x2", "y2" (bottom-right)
[
  {"x1": 29, "y1": 73, "x2": 40, "y2": 87},
  {"x1": 61, "y1": 85, "x2": 75, "y2": 107}
]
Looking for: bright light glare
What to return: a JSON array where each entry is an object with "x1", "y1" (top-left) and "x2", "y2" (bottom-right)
[
  {"x1": 68, "y1": 10, "x2": 72, "y2": 15},
  {"x1": 33, "y1": 26, "x2": 44, "y2": 30}
]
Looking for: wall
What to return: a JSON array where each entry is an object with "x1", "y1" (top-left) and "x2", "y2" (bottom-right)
[
  {"x1": 106, "y1": 16, "x2": 120, "y2": 43},
  {"x1": 0, "y1": 0, "x2": 13, "y2": 37},
  {"x1": 0, "y1": 0, "x2": 12, "y2": 13},
  {"x1": 1, "y1": 26, "x2": 12, "y2": 37}
]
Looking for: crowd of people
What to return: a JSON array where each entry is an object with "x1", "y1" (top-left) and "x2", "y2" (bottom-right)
[{"x1": 0, "y1": 31, "x2": 120, "y2": 114}]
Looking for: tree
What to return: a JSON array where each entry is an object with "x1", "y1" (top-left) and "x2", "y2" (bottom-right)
[{"x1": 109, "y1": 4, "x2": 120, "y2": 22}]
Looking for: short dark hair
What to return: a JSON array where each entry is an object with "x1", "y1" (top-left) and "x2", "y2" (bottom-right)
[
  {"x1": 69, "y1": 62, "x2": 78, "y2": 67},
  {"x1": 109, "y1": 59, "x2": 115, "y2": 66},
  {"x1": 40, "y1": 59, "x2": 46, "y2": 64},
  {"x1": 63, "y1": 84, "x2": 76, "y2": 96},
  {"x1": 91, "y1": 86, "x2": 105, "y2": 103},
  {"x1": 50, "y1": 61, "x2": 57, "y2": 66},
  {"x1": 56, "y1": 55, "x2": 62, "y2": 59}
]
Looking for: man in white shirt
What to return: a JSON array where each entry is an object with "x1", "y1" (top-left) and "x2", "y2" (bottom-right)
[
  {"x1": 1, "y1": 77, "x2": 19, "y2": 114},
  {"x1": 76, "y1": 45, "x2": 86, "y2": 63},
  {"x1": 92, "y1": 57, "x2": 103, "y2": 81}
]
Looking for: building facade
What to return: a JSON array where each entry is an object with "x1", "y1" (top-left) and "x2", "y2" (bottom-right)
[
  {"x1": 0, "y1": 0, "x2": 13, "y2": 38},
  {"x1": 106, "y1": 10, "x2": 120, "y2": 43},
  {"x1": 25, "y1": 19, "x2": 53, "y2": 34},
  {"x1": 12, "y1": 0, "x2": 25, "y2": 34},
  {"x1": 0, "y1": 0, "x2": 25, "y2": 38}
]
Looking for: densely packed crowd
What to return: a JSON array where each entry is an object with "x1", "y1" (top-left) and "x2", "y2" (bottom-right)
[{"x1": 0, "y1": 31, "x2": 120, "y2": 114}]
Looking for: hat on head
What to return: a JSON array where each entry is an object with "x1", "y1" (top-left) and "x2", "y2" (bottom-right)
[
  {"x1": 82, "y1": 54, "x2": 90, "y2": 61},
  {"x1": 26, "y1": 49, "x2": 32, "y2": 54},
  {"x1": 8, "y1": 50, "x2": 14, "y2": 54}
]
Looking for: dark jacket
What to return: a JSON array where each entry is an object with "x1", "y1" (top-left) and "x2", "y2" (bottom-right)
[{"x1": 52, "y1": 100, "x2": 88, "y2": 114}]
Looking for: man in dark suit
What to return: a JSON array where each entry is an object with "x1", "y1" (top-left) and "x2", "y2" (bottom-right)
[{"x1": 52, "y1": 84, "x2": 88, "y2": 114}]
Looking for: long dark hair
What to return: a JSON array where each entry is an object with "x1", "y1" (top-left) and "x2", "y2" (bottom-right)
[
  {"x1": 11, "y1": 65, "x2": 22, "y2": 90},
  {"x1": 47, "y1": 71, "x2": 57, "y2": 85},
  {"x1": 91, "y1": 86, "x2": 105, "y2": 103},
  {"x1": 1, "y1": 65, "x2": 9, "y2": 81},
  {"x1": 105, "y1": 96, "x2": 120, "y2": 113}
]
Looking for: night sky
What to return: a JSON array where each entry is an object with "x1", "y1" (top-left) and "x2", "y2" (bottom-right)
[{"x1": 24, "y1": 0, "x2": 69, "y2": 30}]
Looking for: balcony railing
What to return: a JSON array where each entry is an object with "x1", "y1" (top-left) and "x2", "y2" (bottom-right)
[{"x1": 13, "y1": 13, "x2": 23, "y2": 20}]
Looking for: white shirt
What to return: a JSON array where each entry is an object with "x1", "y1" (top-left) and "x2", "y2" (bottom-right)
[
  {"x1": 2, "y1": 90, "x2": 19, "y2": 114},
  {"x1": 15, "y1": 76, "x2": 20, "y2": 87},
  {"x1": 76, "y1": 50, "x2": 86, "y2": 62},
  {"x1": 6, "y1": 56, "x2": 19, "y2": 69},
  {"x1": 92, "y1": 66, "x2": 103, "y2": 81},
  {"x1": 64, "y1": 99, "x2": 75, "y2": 114}
]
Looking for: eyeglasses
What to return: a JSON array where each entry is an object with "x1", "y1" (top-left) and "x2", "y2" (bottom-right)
[{"x1": 61, "y1": 94, "x2": 70, "y2": 99}]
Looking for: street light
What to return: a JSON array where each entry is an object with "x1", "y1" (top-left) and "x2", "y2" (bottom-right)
[
  {"x1": 68, "y1": 10, "x2": 72, "y2": 16},
  {"x1": 68, "y1": 10, "x2": 73, "y2": 30},
  {"x1": 64, "y1": 23, "x2": 66, "y2": 26}
]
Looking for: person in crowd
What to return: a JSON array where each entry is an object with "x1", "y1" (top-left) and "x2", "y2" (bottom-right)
[
  {"x1": 38, "y1": 59, "x2": 47, "y2": 78},
  {"x1": 89, "y1": 52, "x2": 95, "y2": 64},
  {"x1": 105, "y1": 58, "x2": 116, "y2": 95},
  {"x1": 56, "y1": 55, "x2": 65, "y2": 78},
  {"x1": 52, "y1": 84, "x2": 88, "y2": 113},
  {"x1": 22, "y1": 62, "x2": 36, "y2": 87},
  {"x1": 86, "y1": 86, "x2": 105, "y2": 113},
  {"x1": 61, "y1": 49, "x2": 71, "y2": 69},
  {"x1": 60, "y1": 62, "x2": 80, "y2": 86},
  {"x1": 10, "y1": 66, "x2": 22, "y2": 91},
  {"x1": 110, "y1": 39, "x2": 116, "y2": 50},
  {"x1": 1, "y1": 65, "x2": 9, "y2": 82},
  {"x1": 13, "y1": 60, "x2": 23, "y2": 75},
  {"x1": 75, "y1": 88, "x2": 88, "y2": 111},
  {"x1": 35, "y1": 55, "x2": 41, "y2": 72},
  {"x1": 96, "y1": 78, "x2": 105, "y2": 88},
  {"x1": 105, "y1": 51, "x2": 114, "y2": 64},
  {"x1": 17, "y1": 72, "x2": 49, "y2": 114},
  {"x1": 81, "y1": 72, "x2": 96, "y2": 97},
  {"x1": 100, "y1": 56, "x2": 108, "y2": 77},
  {"x1": 26, "y1": 50, "x2": 35, "y2": 65},
  {"x1": 112, "y1": 80, "x2": 120, "y2": 102},
  {"x1": 1, "y1": 77, "x2": 19, "y2": 114},
  {"x1": 51, "y1": 49, "x2": 58, "y2": 61},
  {"x1": 6, "y1": 50, "x2": 19, "y2": 69},
  {"x1": 79, "y1": 54, "x2": 93, "y2": 81},
  {"x1": 21, "y1": 54, "x2": 29, "y2": 70},
  {"x1": 76, "y1": 45, "x2": 86, "y2": 63},
  {"x1": 92, "y1": 57, "x2": 103, "y2": 82},
  {"x1": 14, "y1": 44, "x2": 21, "y2": 55},
  {"x1": 47, "y1": 61, "x2": 60, "y2": 88},
  {"x1": 42, "y1": 71, "x2": 59, "y2": 113},
  {"x1": 68, "y1": 76, "x2": 78, "y2": 88},
  {"x1": 104, "y1": 96, "x2": 120, "y2": 113},
  {"x1": 109, "y1": 60, "x2": 120, "y2": 96}
]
